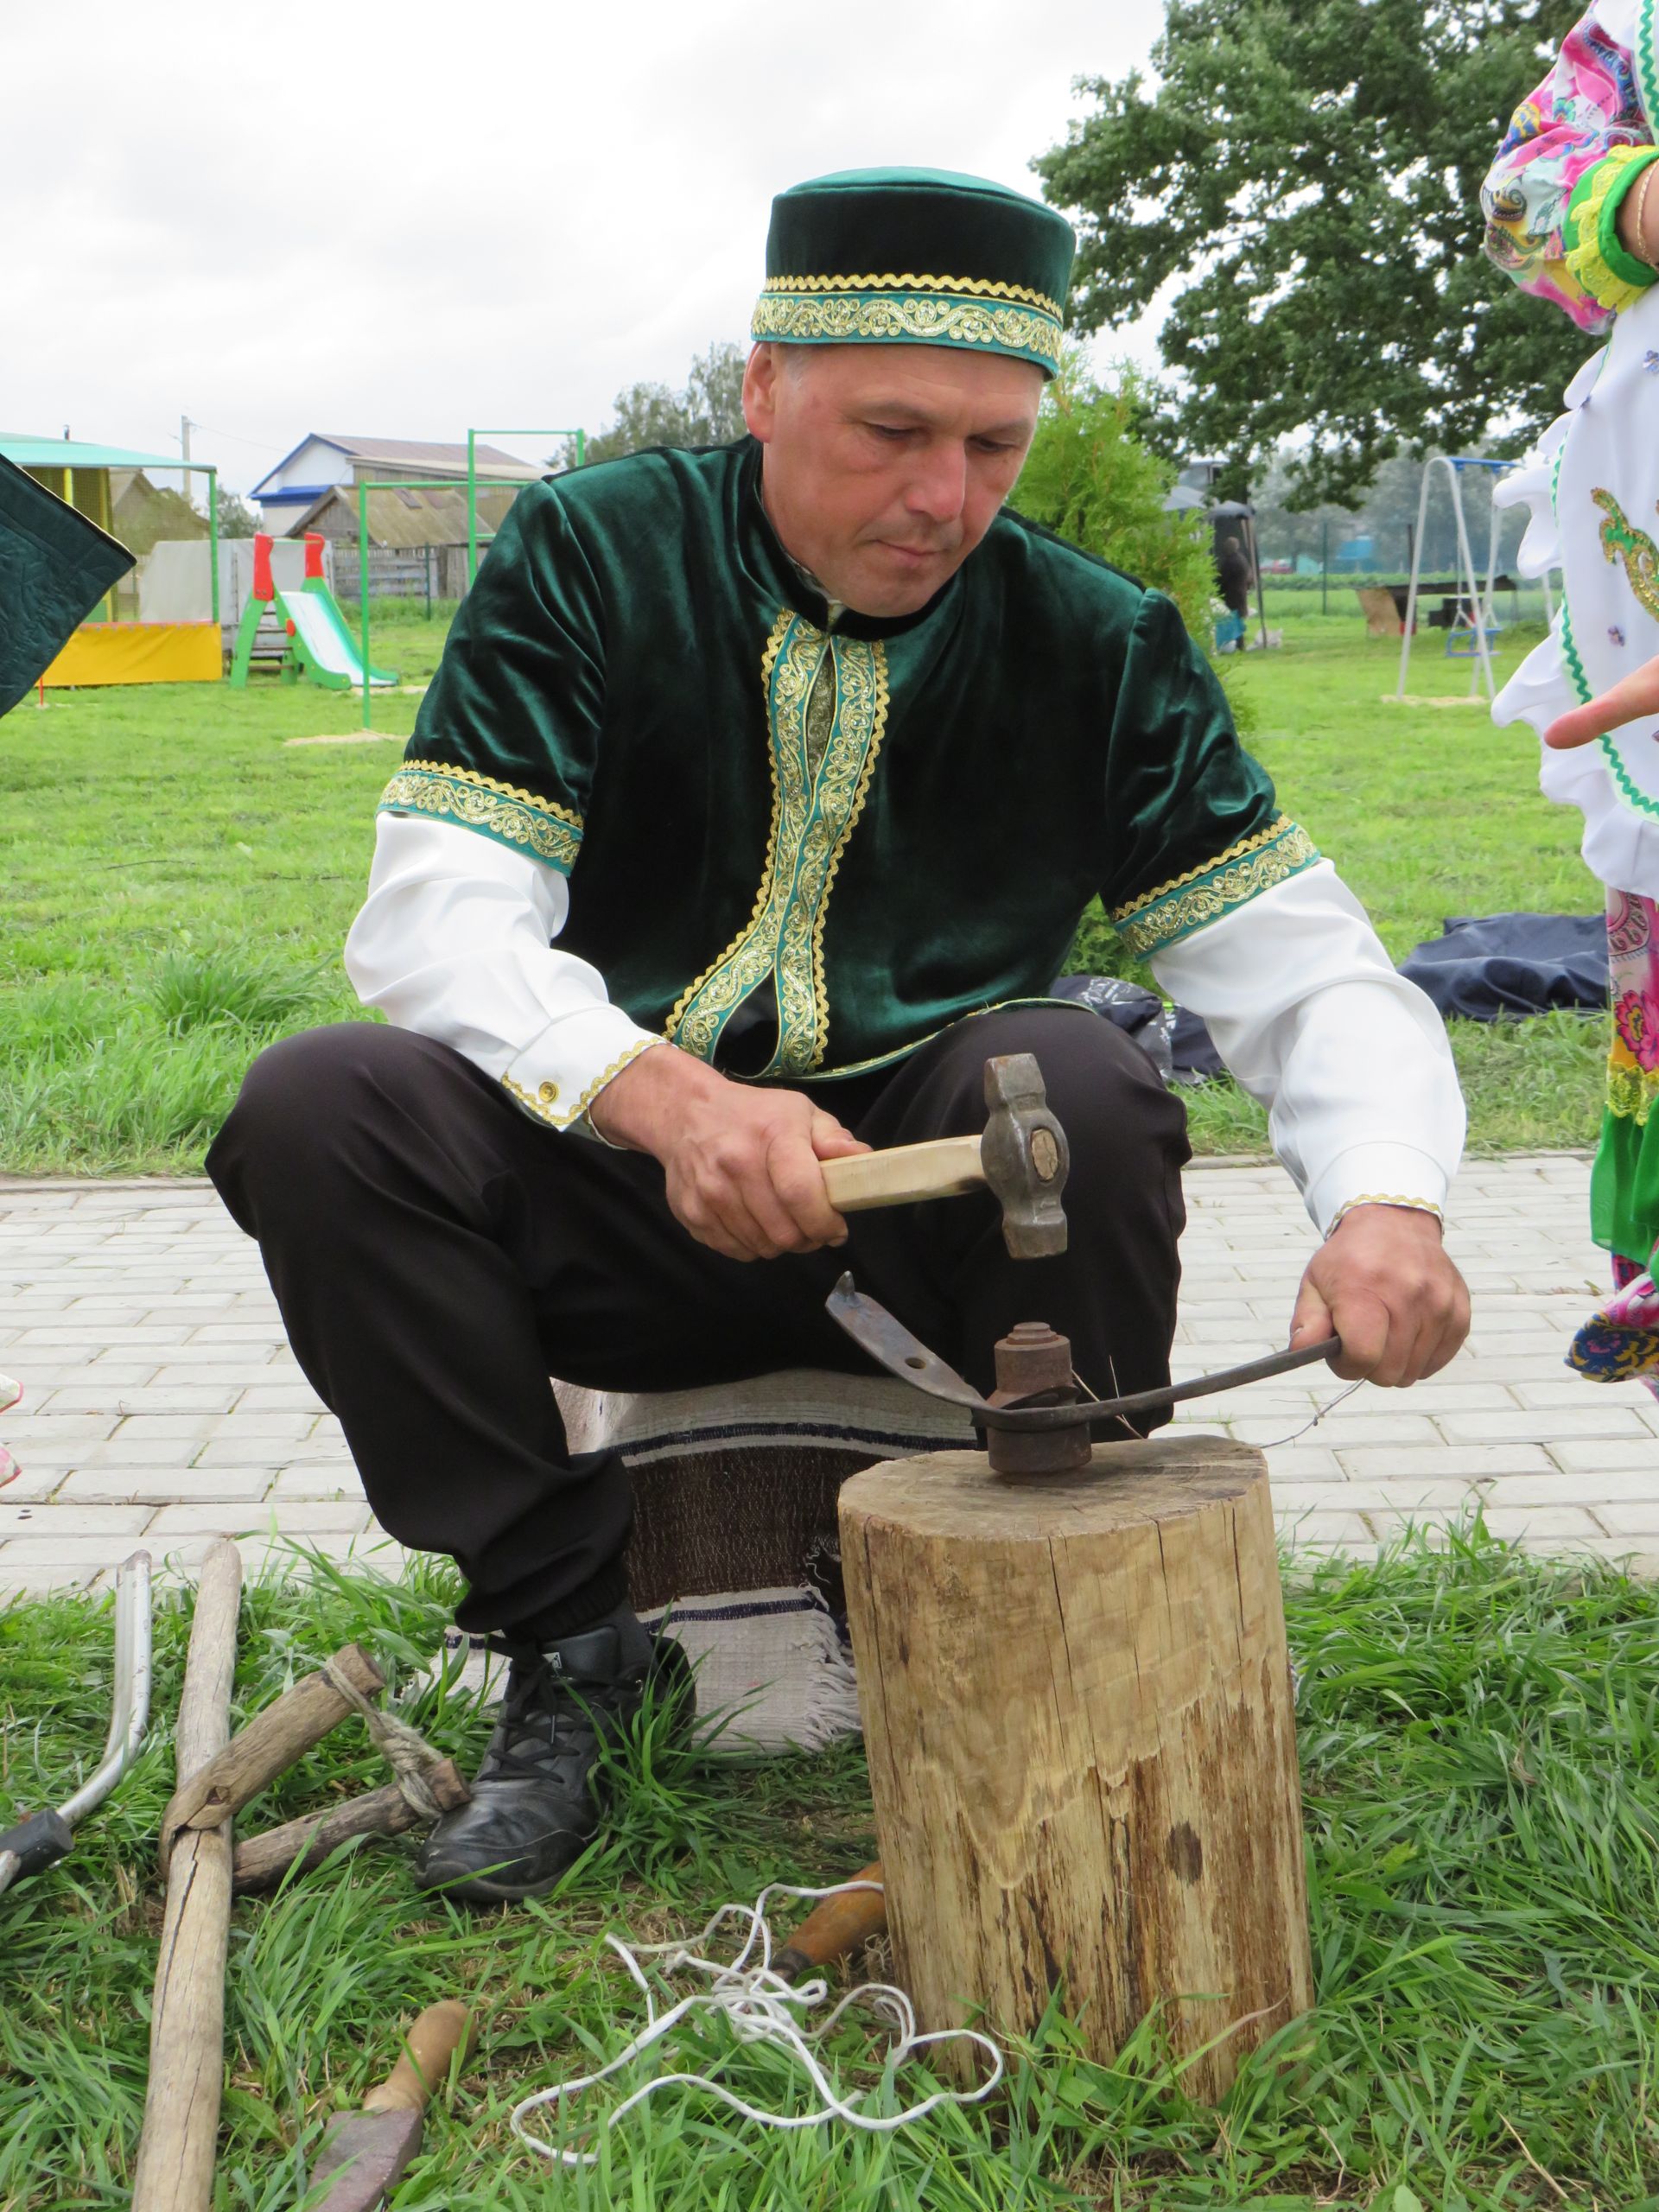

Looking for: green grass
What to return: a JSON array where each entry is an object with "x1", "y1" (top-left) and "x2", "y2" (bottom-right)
[
  {"x1": 1076, "y1": 609, "x2": 1605, "y2": 1158},
  {"x1": 7, "y1": 1529, "x2": 1659, "y2": 2208},
  {"x1": 0, "y1": 603, "x2": 1604, "y2": 1173}
]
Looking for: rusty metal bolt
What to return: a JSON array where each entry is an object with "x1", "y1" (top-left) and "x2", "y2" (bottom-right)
[
  {"x1": 992, "y1": 1321, "x2": 1075, "y2": 1402},
  {"x1": 987, "y1": 1322, "x2": 1090, "y2": 1479}
]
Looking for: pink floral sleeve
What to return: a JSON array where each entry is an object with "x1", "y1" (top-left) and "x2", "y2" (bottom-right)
[{"x1": 1482, "y1": 6, "x2": 1650, "y2": 331}]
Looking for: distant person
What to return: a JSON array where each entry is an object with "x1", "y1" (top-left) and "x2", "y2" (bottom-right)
[
  {"x1": 1215, "y1": 530, "x2": 1253, "y2": 623},
  {"x1": 1483, "y1": 3, "x2": 1659, "y2": 1385}
]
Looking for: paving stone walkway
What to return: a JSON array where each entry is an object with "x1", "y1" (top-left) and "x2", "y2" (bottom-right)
[{"x1": 2, "y1": 1155, "x2": 1656, "y2": 1600}]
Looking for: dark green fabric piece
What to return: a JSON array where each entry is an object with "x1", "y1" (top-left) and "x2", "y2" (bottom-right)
[
  {"x1": 766, "y1": 168, "x2": 1074, "y2": 305},
  {"x1": 752, "y1": 168, "x2": 1073, "y2": 373},
  {"x1": 0, "y1": 454, "x2": 134, "y2": 716},
  {"x1": 385, "y1": 439, "x2": 1307, "y2": 1085}
]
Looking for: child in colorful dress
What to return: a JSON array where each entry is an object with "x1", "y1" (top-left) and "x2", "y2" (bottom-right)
[{"x1": 1484, "y1": 0, "x2": 1659, "y2": 1379}]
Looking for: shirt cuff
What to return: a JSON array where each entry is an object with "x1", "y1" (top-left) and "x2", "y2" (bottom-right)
[
  {"x1": 499, "y1": 1005, "x2": 664, "y2": 1134},
  {"x1": 1305, "y1": 1143, "x2": 1449, "y2": 1240}
]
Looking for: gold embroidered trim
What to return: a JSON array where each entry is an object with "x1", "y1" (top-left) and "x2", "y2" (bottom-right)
[
  {"x1": 1329, "y1": 1194, "x2": 1446, "y2": 1231},
  {"x1": 752, "y1": 290, "x2": 1062, "y2": 368},
  {"x1": 1112, "y1": 815, "x2": 1300, "y2": 922},
  {"x1": 501, "y1": 1073, "x2": 560, "y2": 1120},
  {"x1": 1111, "y1": 818, "x2": 1319, "y2": 956},
  {"x1": 499, "y1": 1037, "x2": 662, "y2": 1132},
  {"x1": 804, "y1": 639, "x2": 887, "y2": 1069},
  {"x1": 666, "y1": 613, "x2": 888, "y2": 1075},
  {"x1": 762, "y1": 270, "x2": 1064, "y2": 320},
  {"x1": 1593, "y1": 488, "x2": 1659, "y2": 622},
  {"x1": 665, "y1": 613, "x2": 793, "y2": 1050},
  {"x1": 380, "y1": 760, "x2": 583, "y2": 872}
]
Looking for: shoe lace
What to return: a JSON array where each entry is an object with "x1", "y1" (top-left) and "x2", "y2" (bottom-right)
[{"x1": 474, "y1": 1637, "x2": 639, "y2": 1787}]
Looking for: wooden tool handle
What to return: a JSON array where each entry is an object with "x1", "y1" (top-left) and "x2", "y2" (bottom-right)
[
  {"x1": 231, "y1": 1759, "x2": 471, "y2": 1896},
  {"x1": 362, "y1": 2001, "x2": 475, "y2": 2115},
  {"x1": 821, "y1": 1137, "x2": 984, "y2": 1215},
  {"x1": 774, "y1": 1864, "x2": 887, "y2": 1983}
]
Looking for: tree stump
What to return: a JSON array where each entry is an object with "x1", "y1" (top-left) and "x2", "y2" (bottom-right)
[{"x1": 838, "y1": 1434, "x2": 1312, "y2": 2101}]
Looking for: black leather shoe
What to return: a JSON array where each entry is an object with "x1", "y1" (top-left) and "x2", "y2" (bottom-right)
[{"x1": 416, "y1": 1605, "x2": 689, "y2": 1904}]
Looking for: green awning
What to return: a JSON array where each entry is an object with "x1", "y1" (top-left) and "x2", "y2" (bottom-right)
[{"x1": 0, "y1": 435, "x2": 210, "y2": 474}]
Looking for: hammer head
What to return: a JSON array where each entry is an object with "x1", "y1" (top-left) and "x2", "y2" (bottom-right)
[{"x1": 980, "y1": 1053, "x2": 1069, "y2": 1259}]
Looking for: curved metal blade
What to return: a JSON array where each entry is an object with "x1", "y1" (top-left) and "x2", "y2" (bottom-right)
[
  {"x1": 825, "y1": 1276, "x2": 988, "y2": 1412},
  {"x1": 825, "y1": 1275, "x2": 1341, "y2": 1429},
  {"x1": 983, "y1": 1333, "x2": 1343, "y2": 1430},
  {"x1": 308, "y1": 2108, "x2": 423, "y2": 2212}
]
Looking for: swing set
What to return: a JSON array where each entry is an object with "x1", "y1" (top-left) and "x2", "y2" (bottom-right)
[{"x1": 1394, "y1": 455, "x2": 1554, "y2": 702}]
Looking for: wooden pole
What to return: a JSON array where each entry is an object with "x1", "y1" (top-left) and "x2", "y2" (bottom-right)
[
  {"x1": 131, "y1": 1539, "x2": 243, "y2": 2212},
  {"x1": 838, "y1": 1435, "x2": 1312, "y2": 2102},
  {"x1": 232, "y1": 1760, "x2": 470, "y2": 1895}
]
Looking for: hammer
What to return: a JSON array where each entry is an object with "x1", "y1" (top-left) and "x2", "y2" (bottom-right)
[{"x1": 818, "y1": 1052, "x2": 1068, "y2": 1258}]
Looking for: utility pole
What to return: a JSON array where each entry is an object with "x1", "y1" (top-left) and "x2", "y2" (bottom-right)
[{"x1": 181, "y1": 416, "x2": 200, "y2": 511}]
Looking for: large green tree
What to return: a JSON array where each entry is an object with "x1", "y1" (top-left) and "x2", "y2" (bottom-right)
[
  {"x1": 1037, "y1": 0, "x2": 1587, "y2": 504},
  {"x1": 569, "y1": 340, "x2": 748, "y2": 467}
]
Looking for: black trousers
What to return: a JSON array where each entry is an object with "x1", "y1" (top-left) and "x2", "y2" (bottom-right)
[{"x1": 207, "y1": 1007, "x2": 1190, "y2": 1638}]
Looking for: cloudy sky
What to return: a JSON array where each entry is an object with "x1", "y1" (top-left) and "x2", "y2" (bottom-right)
[{"x1": 7, "y1": 1, "x2": 1162, "y2": 493}]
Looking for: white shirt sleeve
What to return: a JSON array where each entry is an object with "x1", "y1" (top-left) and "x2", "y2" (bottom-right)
[
  {"x1": 343, "y1": 813, "x2": 662, "y2": 1131},
  {"x1": 1149, "y1": 860, "x2": 1465, "y2": 1233}
]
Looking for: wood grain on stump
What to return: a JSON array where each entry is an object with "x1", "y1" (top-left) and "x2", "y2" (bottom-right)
[{"x1": 838, "y1": 1435, "x2": 1311, "y2": 2101}]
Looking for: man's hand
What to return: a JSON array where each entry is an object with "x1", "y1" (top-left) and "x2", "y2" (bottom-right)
[
  {"x1": 1542, "y1": 653, "x2": 1659, "y2": 752},
  {"x1": 588, "y1": 1043, "x2": 869, "y2": 1262},
  {"x1": 1289, "y1": 1205, "x2": 1470, "y2": 1388}
]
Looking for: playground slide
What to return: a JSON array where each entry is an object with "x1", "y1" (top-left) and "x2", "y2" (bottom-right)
[{"x1": 276, "y1": 584, "x2": 397, "y2": 688}]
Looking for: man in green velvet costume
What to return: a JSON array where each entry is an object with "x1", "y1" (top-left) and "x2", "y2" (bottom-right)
[{"x1": 210, "y1": 168, "x2": 1470, "y2": 1904}]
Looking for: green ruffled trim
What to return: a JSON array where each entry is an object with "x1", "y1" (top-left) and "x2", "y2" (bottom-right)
[
  {"x1": 1640, "y1": 0, "x2": 1659, "y2": 141},
  {"x1": 1565, "y1": 146, "x2": 1659, "y2": 312},
  {"x1": 1559, "y1": 597, "x2": 1592, "y2": 707}
]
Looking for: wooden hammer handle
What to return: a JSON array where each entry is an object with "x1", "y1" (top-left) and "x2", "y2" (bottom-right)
[
  {"x1": 362, "y1": 2000, "x2": 476, "y2": 2115},
  {"x1": 773, "y1": 1864, "x2": 887, "y2": 1983},
  {"x1": 821, "y1": 1137, "x2": 984, "y2": 1214}
]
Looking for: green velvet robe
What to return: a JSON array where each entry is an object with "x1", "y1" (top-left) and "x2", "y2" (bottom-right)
[{"x1": 381, "y1": 437, "x2": 1316, "y2": 1087}]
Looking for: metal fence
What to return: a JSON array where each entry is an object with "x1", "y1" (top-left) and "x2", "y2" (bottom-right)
[{"x1": 331, "y1": 544, "x2": 473, "y2": 607}]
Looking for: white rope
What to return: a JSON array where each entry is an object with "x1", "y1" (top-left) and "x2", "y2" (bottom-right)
[{"x1": 510, "y1": 1880, "x2": 1003, "y2": 2167}]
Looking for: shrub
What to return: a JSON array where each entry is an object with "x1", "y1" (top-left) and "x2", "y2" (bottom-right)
[{"x1": 1013, "y1": 358, "x2": 1218, "y2": 645}]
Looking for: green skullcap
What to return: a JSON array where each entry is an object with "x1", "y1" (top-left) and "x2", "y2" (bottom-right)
[{"x1": 752, "y1": 168, "x2": 1075, "y2": 377}]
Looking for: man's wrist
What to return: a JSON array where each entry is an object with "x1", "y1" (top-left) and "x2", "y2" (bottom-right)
[
  {"x1": 587, "y1": 1040, "x2": 721, "y2": 1153},
  {"x1": 1327, "y1": 1197, "x2": 1445, "y2": 1241},
  {"x1": 1615, "y1": 148, "x2": 1659, "y2": 272}
]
